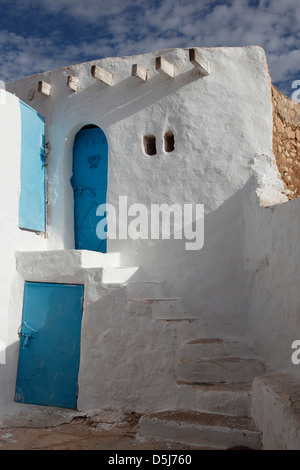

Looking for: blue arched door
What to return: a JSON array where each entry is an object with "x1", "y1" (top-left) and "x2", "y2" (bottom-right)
[{"x1": 71, "y1": 126, "x2": 108, "y2": 252}]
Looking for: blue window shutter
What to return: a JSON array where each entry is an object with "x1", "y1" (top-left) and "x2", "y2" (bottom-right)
[{"x1": 19, "y1": 101, "x2": 46, "y2": 232}]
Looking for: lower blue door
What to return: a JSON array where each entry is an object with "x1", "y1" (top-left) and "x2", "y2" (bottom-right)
[{"x1": 15, "y1": 282, "x2": 84, "y2": 409}]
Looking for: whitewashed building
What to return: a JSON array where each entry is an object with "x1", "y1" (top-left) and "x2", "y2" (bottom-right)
[{"x1": 0, "y1": 46, "x2": 299, "y2": 449}]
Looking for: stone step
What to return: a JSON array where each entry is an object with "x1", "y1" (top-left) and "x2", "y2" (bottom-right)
[
  {"x1": 139, "y1": 410, "x2": 262, "y2": 449},
  {"x1": 16, "y1": 250, "x2": 123, "y2": 282},
  {"x1": 177, "y1": 338, "x2": 253, "y2": 361},
  {"x1": 176, "y1": 382, "x2": 252, "y2": 417},
  {"x1": 251, "y1": 373, "x2": 300, "y2": 450},
  {"x1": 125, "y1": 299, "x2": 200, "y2": 322},
  {"x1": 127, "y1": 281, "x2": 164, "y2": 301},
  {"x1": 80, "y1": 251, "x2": 121, "y2": 268},
  {"x1": 150, "y1": 298, "x2": 191, "y2": 320},
  {"x1": 175, "y1": 357, "x2": 265, "y2": 384},
  {"x1": 102, "y1": 267, "x2": 139, "y2": 284},
  {"x1": 153, "y1": 317, "x2": 201, "y2": 322}
]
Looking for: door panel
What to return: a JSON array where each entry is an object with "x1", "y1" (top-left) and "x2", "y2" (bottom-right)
[
  {"x1": 74, "y1": 187, "x2": 107, "y2": 252},
  {"x1": 18, "y1": 101, "x2": 46, "y2": 232},
  {"x1": 15, "y1": 282, "x2": 84, "y2": 409},
  {"x1": 71, "y1": 127, "x2": 108, "y2": 252}
]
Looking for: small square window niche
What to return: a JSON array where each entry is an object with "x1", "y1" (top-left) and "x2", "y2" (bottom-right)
[
  {"x1": 164, "y1": 131, "x2": 175, "y2": 152},
  {"x1": 144, "y1": 135, "x2": 157, "y2": 156}
]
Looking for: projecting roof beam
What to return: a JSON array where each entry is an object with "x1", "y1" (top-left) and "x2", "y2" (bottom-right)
[
  {"x1": 67, "y1": 76, "x2": 80, "y2": 92},
  {"x1": 38, "y1": 81, "x2": 51, "y2": 96},
  {"x1": 131, "y1": 64, "x2": 147, "y2": 82},
  {"x1": 91, "y1": 65, "x2": 113, "y2": 86},
  {"x1": 189, "y1": 48, "x2": 210, "y2": 76},
  {"x1": 155, "y1": 56, "x2": 175, "y2": 79}
]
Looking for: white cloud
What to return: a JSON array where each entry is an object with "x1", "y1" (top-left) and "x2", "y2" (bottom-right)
[{"x1": 0, "y1": 0, "x2": 299, "y2": 93}]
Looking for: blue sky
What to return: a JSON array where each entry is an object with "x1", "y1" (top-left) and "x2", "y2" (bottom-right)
[{"x1": 0, "y1": 0, "x2": 299, "y2": 98}]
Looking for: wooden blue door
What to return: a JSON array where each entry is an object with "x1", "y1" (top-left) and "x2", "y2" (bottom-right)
[
  {"x1": 15, "y1": 282, "x2": 84, "y2": 409},
  {"x1": 18, "y1": 101, "x2": 46, "y2": 232},
  {"x1": 71, "y1": 126, "x2": 108, "y2": 252}
]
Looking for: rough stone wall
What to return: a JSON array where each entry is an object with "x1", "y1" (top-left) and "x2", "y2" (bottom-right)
[{"x1": 272, "y1": 85, "x2": 300, "y2": 199}]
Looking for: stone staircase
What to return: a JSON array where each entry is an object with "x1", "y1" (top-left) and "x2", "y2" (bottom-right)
[
  {"x1": 175, "y1": 337, "x2": 265, "y2": 416},
  {"x1": 138, "y1": 333, "x2": 265, "y2": 449},
  {"x1": 102, "y1": 268, "x2": 266, "y2": 449},
  {"x1": 100, "y1": 267, "x2": 265, "y2": 450},
  {"x1": 129, "y1": 282, "x2": 266, "y2": 449}
]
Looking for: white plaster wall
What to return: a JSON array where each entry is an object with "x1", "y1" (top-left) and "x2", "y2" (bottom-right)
[
  {"x1": 7, "y1": 46, "x2": 275, "y2": 337},
  {"x1": 242, "y1": 158, "x2": 300, "y2": 377},
  {"x1": 0, "y1": 91, "x2": 49, "y2": 405}
]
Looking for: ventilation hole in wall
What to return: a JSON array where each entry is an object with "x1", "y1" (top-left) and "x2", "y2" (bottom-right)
[
  {"x1": 28, "y1": 88, "x2": 35, "y2": 101},
  {"x1": 144, "y1": 135, "x2": 157, "y2": 156},
  {"x1": 164, "y1": 131, "x2": 175, "y2": 152}
]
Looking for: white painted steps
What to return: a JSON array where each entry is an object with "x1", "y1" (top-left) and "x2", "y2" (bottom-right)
[
  {"x1": 138, "y1": 335, "x2": 264, "y2": 447},
  {"x1": 176, "y1": 356, "x2": 265, "y2": 384},
  {"x1": 150, "y1": 298, "x2": 189, "y2": 320},
  {"x1": 172, "y1": 336, "x2": 265, "y2": 420},
  {"x1": 177, "y1": 337, "x2": 252, "y2": 361},
  {"x1": 127, "y1": 281, "x2": 164, "y2": 300},
  {"x1": 124, "y1": 279, "x2": 266, "y2": 448},
  {"x1": 126, "y1": 282, "x2": 200, "y2": 320},
  {"x1": 176, "y1": 382, "x2": 252, "y2": 417},
  {"x1": 139, "y1": 410, "x2": 262, "y2": 450},
  {"x1": 175, "y1": 337, "x2": 265, "y2": 384},
  {"x1": 102, "y1": 266, "x2": 139, "y2": 284},
  {"x1": 80, "y1": 251, "x2": 121, "y2": 268}
]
